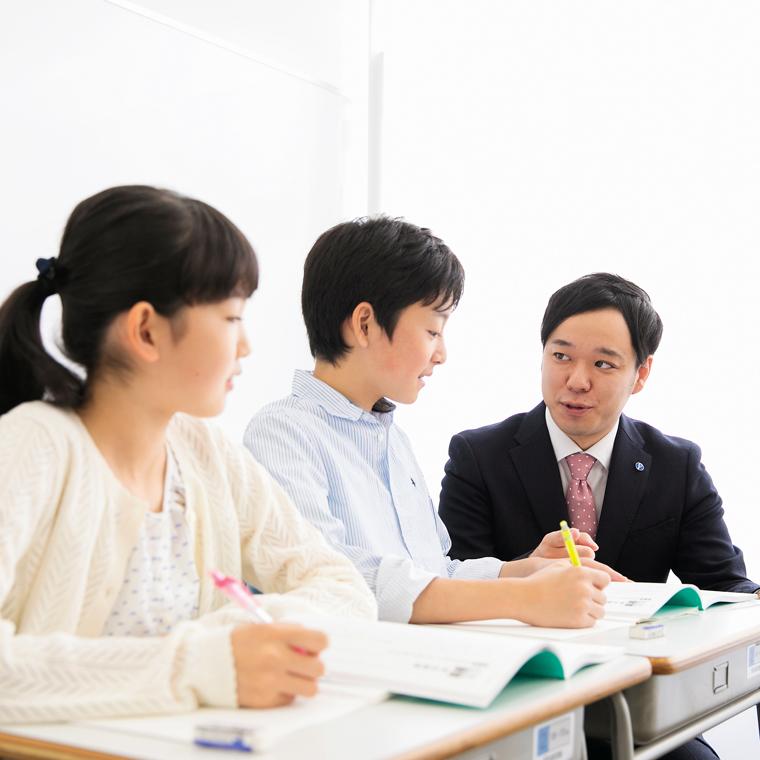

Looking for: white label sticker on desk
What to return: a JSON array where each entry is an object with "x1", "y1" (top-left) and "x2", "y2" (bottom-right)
[
  {"x1": 533, "y1": 711, "x2": 574, "y2": 760},
  {"x1": 747, "y1": 643, "x2": 760, "y2": 679}
]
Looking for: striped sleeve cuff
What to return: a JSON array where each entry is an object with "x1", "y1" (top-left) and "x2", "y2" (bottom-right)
[
  {"x1": 448, "y1": 556, "x2": 503, "y2": 581},
  {"x1": 375, "y1": 557, "x2": 437, "y2": 623}
]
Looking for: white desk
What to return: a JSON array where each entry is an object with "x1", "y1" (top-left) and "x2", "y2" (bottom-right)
[
  {"x1": 562, "y1": 604, "x2": 760, "y2": 760},
  {"x1": 0, "y1": 656, "x2": 650, "y2": 760}
]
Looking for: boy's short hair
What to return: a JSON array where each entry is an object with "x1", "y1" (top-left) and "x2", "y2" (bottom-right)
[
  {"x1": 540, "y1": 272, "x2": 663, "y2": 365},
  {"x1": 302, "y1": 216, "x2": 464, "y2": 363}
]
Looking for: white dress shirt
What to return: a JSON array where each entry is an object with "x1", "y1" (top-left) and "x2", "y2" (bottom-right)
[
  {"x1": 545, "y1": 407, "x2": 618, "y2": 520},
  {"x1": 245, "y1": 370, "x2": 503, "y2": 623}
]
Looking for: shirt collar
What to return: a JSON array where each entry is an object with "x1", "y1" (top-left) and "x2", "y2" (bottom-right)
[
  {"x1": 291, "y1": 369, "x2": 395, "y2": 422},
  {"x1": 544, "y1": 406, "x2": 618, "y2": 470}
]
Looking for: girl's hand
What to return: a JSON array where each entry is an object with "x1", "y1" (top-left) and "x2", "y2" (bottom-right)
[{"x1": 230, "y1": 623, "x2": 328, "y2": 708}]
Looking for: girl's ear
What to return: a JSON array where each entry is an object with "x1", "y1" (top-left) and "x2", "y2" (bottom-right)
[{"x1": 117, "y1": 301, "x2": 164, "y2": 364}]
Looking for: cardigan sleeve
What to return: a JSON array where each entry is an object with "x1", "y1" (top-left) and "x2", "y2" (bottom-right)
[
  {"x1": 0, "y1": 408, "x2": 238, "y2": 722},
  {"x1": 0, "y1": 619, "x2": 238, "y2": 722},
  {"x1": 218, "y1": 429, "x2": 377, "y2": 622}
]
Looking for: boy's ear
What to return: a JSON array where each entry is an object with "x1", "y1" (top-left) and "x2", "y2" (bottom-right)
[
  {"x1": 348, "y1": 302, "x2": 376, "y2": 348},
  {"x1": 117, "y1": 301, "x2": 164, "y2": 363}
]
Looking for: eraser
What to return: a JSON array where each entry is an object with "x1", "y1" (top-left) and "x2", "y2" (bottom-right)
[
  {"x1": 629, "y1": 621, "x2": 665, "y2": 640},
  {"x1": 194, "y1": 724, "x2": 255, "y2": 753}
]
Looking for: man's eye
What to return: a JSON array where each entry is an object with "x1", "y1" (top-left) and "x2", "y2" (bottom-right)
[
  {"x1": 595, "y1": 360, "x2": 614, "y2": 369},
  {"x1": 428, "y1": 331, "x2": 440, "y2": 338},
  {"x1": 553, "y1": 352, "x2": 569, "y2": 361},
  {"x1": 227, "y1": 316, "x2": 243, "y2": 323}
]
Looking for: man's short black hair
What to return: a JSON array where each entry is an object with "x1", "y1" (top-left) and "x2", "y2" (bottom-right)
[
  {"x1": 302, "y1": 215, "x2": 464, "y2": 363},
  {"x1": 540, "y1": 273, "x2": 663, "y2": 365}
]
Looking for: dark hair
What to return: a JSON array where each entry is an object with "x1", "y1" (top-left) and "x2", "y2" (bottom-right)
[
  {"x1": 540, "y1": 273, "x2": 663, "y2": 365},
  {"x1": 302, "y1": 215, "x2": 463, "y2": 363},
  {"x1": 0, "y1": 185, "x2": 258, "y2": 414}
]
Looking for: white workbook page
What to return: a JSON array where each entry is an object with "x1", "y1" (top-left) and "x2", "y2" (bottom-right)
[
  {"x1": 79, "y1": 683, "x2": 387, "y2": 751},
  {"x1": 302, "y1": 616, "x2": 623, "y2": 708}
]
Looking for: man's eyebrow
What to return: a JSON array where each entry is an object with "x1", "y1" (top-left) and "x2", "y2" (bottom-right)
[
  {"x1": 595, "y1": 347, "x2": 625, "y2": 361},
  {"x1": 549, "y1": 339, "x2": 625, "y2": 361}
]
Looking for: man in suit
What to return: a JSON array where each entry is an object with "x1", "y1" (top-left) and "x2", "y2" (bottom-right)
[{"x1": 438, "y1": 272, "x2": 757, "y2": 760}]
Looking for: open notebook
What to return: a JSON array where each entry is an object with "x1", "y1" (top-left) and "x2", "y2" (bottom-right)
[
  {"x1": 445, "y1": 582, "x2": 759, "y2": 640},
  {"x1": 603, "y1": 582, "x2": 758, "y2": 623},
  {"x1": 302, "y1": 615, "x2": 623, "y2": 709}
]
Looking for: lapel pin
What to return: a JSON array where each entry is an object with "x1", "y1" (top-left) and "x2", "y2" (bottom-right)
[{"x1": 635, "y1": 462, "x2": 645, "y2": 472}]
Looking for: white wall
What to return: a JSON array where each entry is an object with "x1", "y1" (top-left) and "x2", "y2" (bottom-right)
[
  {"x1": 0, "y1": 0, "x2": 369, "y2": 442},
  {"x1": 377, "y1": 0, "x2": 760, "y2": 576},
  {"x1": 376, "y1": 2, "x2": 760, "y2": 756}
]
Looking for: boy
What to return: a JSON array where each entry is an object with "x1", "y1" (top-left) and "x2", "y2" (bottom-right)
[{"x1": 245, "y1": 217, "x2": 613, "y2": 624}]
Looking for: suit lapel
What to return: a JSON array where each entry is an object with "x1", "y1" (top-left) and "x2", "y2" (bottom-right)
[
  {"x1": 595, "y1": 415, "x2": 651, "y2": 568},
  {"x1": 510, "y1": 404, "x2": 569, "y2": 536}
]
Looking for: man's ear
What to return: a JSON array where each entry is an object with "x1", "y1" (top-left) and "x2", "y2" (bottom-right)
[
  {"x1": 631, "y1": 355, "x2": 653, "y2": 395},
  {"x1": 346, "y1": 302, "x2": 376, "y2": 349},
  {"x1": 118, "y1": 301, "x2": 163, "y2": 364}
]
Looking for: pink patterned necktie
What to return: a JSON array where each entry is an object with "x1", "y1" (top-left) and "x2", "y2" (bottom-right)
[{"x1": 565, "y1": 453, "x2": 598, "y2": 539}]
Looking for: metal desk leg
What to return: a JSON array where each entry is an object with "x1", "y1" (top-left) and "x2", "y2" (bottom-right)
[{"x1": 608, "y1": 692, "x2": 635, "y2": 760}]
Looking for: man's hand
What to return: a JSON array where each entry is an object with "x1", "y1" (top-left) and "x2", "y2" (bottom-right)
[
  {"x1": 500, "y1": 554, "x2": 628, "y2": 582},
  {"x1": 531, "y1": 527, "x2": 597, "y2": 559},
  {"x1": 579, "y1": 556, "x2": 628, "y2": 582}
]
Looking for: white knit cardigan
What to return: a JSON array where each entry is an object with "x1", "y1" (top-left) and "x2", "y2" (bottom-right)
[{"x1": 0, "y1": 402, "x2": 377, "y2": 723}]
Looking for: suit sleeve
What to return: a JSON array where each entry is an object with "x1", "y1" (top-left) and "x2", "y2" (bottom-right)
[
  {"x1": 673, "y1": 443, "x2": 758, "y2": 593},
  {"x1": 438, "y1": 433, "x2": 499, "y2": 561}
]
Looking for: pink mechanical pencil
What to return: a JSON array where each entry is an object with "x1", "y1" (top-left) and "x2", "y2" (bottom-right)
[{"x1": 209, "y1": 569, "x2": 274, "y2": 624}]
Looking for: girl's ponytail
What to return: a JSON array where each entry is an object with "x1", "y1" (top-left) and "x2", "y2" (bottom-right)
[{"x1": 0, "y1": 260, "x2": 84, "y2": 415}]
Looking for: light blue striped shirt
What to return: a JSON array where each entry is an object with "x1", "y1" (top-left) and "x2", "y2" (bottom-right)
[{"x1": 244, "y1": 370, "x2": 502, "y2": 622}]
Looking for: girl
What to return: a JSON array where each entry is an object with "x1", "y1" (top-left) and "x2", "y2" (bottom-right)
[{"x1": 0, "y1": 185, "x2": 376, "y2": 723}]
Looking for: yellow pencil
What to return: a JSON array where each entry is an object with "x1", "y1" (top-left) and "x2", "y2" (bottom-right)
[{"x1": 559, "y1": 520, "x2": 581, "y2": 567}]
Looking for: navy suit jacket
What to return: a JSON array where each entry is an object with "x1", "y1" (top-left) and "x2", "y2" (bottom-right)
[{"x1": 439, "y1": 403, "x2": 756, "y2": 592}]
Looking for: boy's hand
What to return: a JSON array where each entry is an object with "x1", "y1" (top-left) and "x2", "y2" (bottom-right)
[
  {"x1": 231, "y1": 623, "x2": 327, "y2": 708},
  {"x1": 530, "y1": 527, "x2": 597, "y2": 559},
  {"x1": 516, "y1": 564, "x2": 610, "y2": 628}
]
